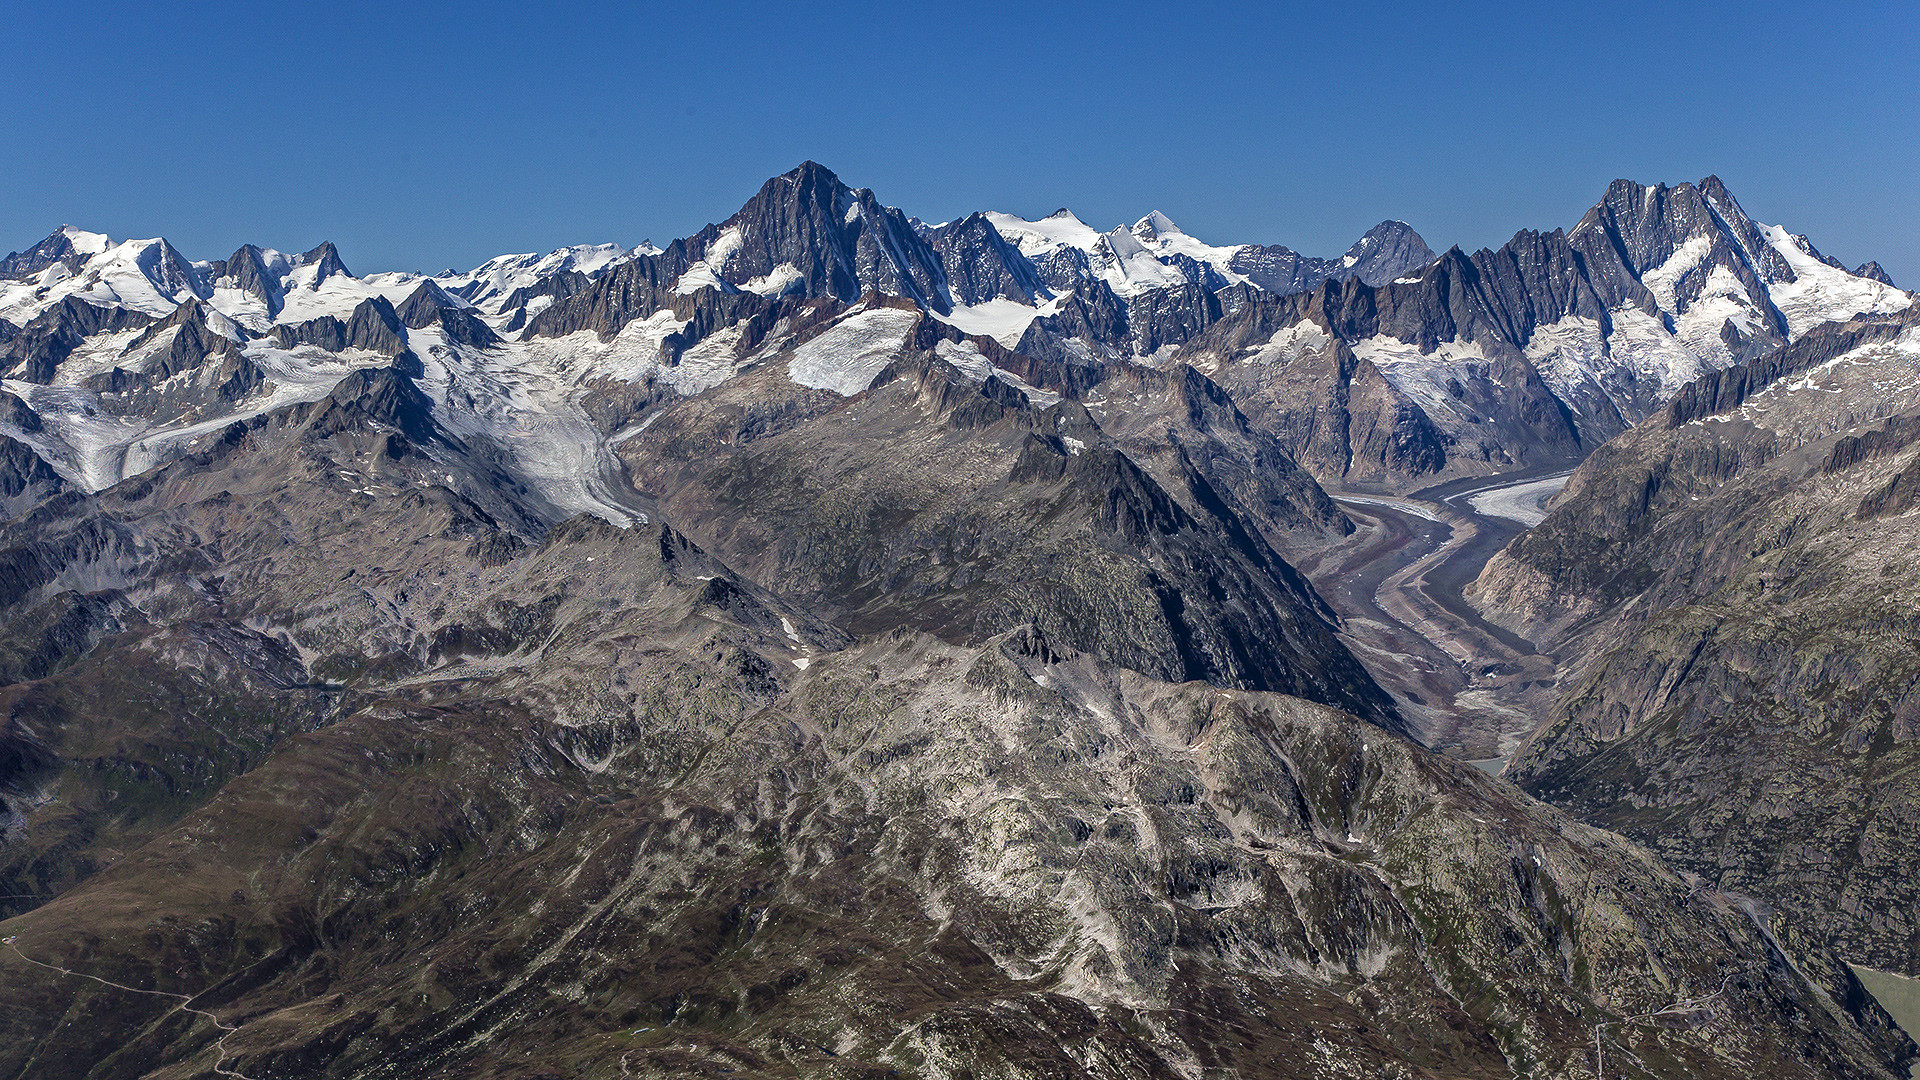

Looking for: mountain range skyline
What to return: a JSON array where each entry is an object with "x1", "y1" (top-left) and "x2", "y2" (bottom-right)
[
  {"x1": 6, "y1": 163, "x2": 1901, "y2": 298},
  {"x1": 2, "y1": 1, "x2": 1912, "y2": 285},
  {"x1": 2, "y1": 147, "x2": 1917, "y2": 1080}
]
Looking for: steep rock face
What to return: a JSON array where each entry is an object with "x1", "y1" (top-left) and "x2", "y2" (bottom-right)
[
  {"x1": 1478, "y1": 310, "x2": 1920, "y2": 628},
  {"x1": 272, "y1": 295, "x2": 410, "y2": 354},
  {"x1": 1171, "y1": 289, "x2": 1550, "y2": 486},
  {"x1": 678, "y1": 160, "x2": 953, "y2": 312},
  {"x1": 1011, "y1": 282, "x2": 1134, "y2": 367},
  {"x1": 494, "y1": 267, "x2": 591, "y2": 331},
  {"x1": 1089, "y1": 362, "x2": 1355, "y2": 550},
  {"x1": 207, "y1": 243, "x2": 288, "y2": 317},
  {"x1": 1226, "y1": 219, "x2": 1437, "y2": 294},
  {"x1": 526, "y1": 160, "x2": 963, "y2": 342},
  {"x1": 518, "y1": 241, "x2": 820, "y2": 352},
  {"x1": 612, "y1": 304, "x2": 1397, "y2": 728},
  {"x1": 0, "y1": 435, "x2": 64, "y2": 517},
  {"x1": 1855, "y1": 261, "x2": 1896, "y2": 286},
  {"x1": 1472, "y1": 306, "x2": 1920, "y2": 976},
  {"x1": 1340, "y1": 219, "x2": 1441, "y2": 285},
  {"x1": 0, "y1": 389, "x2": 41, "y2": 434},
  {"x1": 394, "y1": 279, "x2": 501, "y2": 348},
  {"x1": 287, "y1": 239, "x2": 352, "y2": 285},
  {"x1": 1127, "y1": 281, "x2": 1263, "y2": 357},
  {"x1": 926, "y1": 212, "x2": 1052, "y2": 305}
]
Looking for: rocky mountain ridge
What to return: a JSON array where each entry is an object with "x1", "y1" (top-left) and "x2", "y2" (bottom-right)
[
  {"x1": 1471, "y1": 302, "x2": 1920, "y2": 980},
  {"x1": 1, "y1": 164, "x2": 1916, "y2": 1078},
  {"x1": 0, "y1": 373, "x2": 1906, "y2": 1075},
  {"x1": 8, "y1": 164, "x2": 1902, "y2": 494}
]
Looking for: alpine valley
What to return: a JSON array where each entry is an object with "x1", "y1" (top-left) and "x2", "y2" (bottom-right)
[{"x1": 0, "y1": 162, "x2": 1915, "y2": 1080}]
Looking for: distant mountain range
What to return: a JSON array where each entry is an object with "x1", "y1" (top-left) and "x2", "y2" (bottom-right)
[
  {"x1": 0, "y1": 164, "x2": 1915, "y2": 1080},
  {"x1": 5, "y1": 163, "x2": 1902, "y2": 498}
]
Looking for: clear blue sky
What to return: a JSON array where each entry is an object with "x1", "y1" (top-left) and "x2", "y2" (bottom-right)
[{"x1": 4, "y1": 1, "x2": 1914, "y2": 284}]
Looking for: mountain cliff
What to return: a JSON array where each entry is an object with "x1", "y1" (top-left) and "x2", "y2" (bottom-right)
[{"x1": 1473, "y1": 303, "x2": 1920, "y2": 979}]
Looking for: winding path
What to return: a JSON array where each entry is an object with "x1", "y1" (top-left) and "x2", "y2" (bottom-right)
[{"x1": 3, "y1": 936, "x2": 255, "y2": 1078}]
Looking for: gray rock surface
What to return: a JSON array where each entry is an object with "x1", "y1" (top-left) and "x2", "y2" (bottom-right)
[
  {"x1": 1472, "y1": 305, "x2": 1920, "y2": 977},
  {"x1": 0, "y1": 164, "x2": 1914, "y2": 1079},
  {"x1": 0, "y1": 386, "x2": 1905, "y2": 1075}
]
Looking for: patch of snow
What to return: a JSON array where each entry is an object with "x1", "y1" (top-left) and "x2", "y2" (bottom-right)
[
  {"x1": 935, "y1": 297, "x2": 1058, "y2": 348},
  {"x1": 1523, "y1": 315, "x2": 1622, "y2": 421},
  {"x1": 932, "y1": 340, "x2": 1062, "y2": 408},
  {"x1": 206, "y1": 286, "x2": 275, "y2": 333},
  {"x1": 1640, "y1": 235, "x2": 1712, "y2": 314},
  {"x1": 1670, "y1": 263, "x2": 1761, "y2": 367},
  {"x1": 1349, "y1": 335, "x2": 1494, "y2": 426},
  {"x1": 673, "y1": 263, "x2": 732, "y2": 296},
  {"x1": 672, "y1": 324, "x2": 750, "y2": 393},
  {"x1": 1759, "y1": 223, "x2": 1911, "y2": 336},
  {"x1": 741, "y1": 263, "x2": 804, "y2": 297},
  {"x1": 1240, "y1": 322, "x2": 1333, "y2": 367},
  {"x1": 1605, "y1": 306, "x2": 1718, "y2": 398},
  {"x1": 704, "y1": 226, "x2": 745, "y2": 271},
  {"x1": 786, "y1": 307, "x2": 922, "y2": 396},
  {"x1": 515, "y1": 309, "x2": 700, "y2": 391}
]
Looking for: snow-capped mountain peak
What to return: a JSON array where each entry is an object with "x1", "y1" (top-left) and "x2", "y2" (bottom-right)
[
  {"x1": 435, "y1": 243, "x2": 634, "y2": 314},
  {"x1": 982, "y1": 209, "x2": 1103, "y2": 258},
  {"x1": 55, "y1": 225, "x2": 111, "y2": 256},
  {"x1": 1132, "y1": 210, "x2": 1183, "y2": 241}
]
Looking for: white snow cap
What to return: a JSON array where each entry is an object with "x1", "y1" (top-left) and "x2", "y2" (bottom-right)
[{"x1": 1135, "y1": 211, "x2": 1182, "y2": 238}]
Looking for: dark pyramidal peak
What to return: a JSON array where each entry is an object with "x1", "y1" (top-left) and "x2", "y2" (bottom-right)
[
  {"x1": 0, "y1": 164, "x2": 1915, "y2": 1079},
  {"x1": 679, "y1": 160, "x2": 955, "y2": 312},
  {"x1": 1339, "y1": 219, "x2": 1437, "y2": 284},
  {"x1": 1855, "y1": 259, "x2": 1897, "y2": 286},
  {"x1": 210, "y1": 243, "x2": 287, "y2": 316}
]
